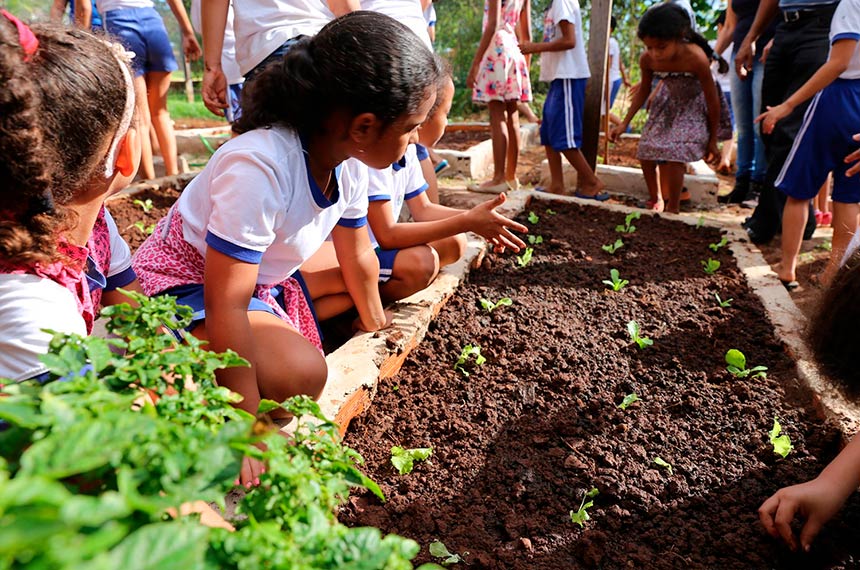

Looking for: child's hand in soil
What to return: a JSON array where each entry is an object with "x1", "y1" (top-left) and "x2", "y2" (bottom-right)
[
  {"x1": 756, "y1": 103, "x2": 792, "y2": 135},
  {"x1": 758, "y1": 477, "x2": 846, "y2": 552},
  {"x1": 354, "y1": 310, "x2": 395, "y2": 333},
  {"x1": 236, "y1": 443, "x2": 267, "y2": 489},
  {"x1": 466, "y1": 193, "x2": 528, "y2": 252}
]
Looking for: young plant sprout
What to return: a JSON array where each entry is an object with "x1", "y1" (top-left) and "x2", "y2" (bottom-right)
[
  {"x1": 714, "y1": 293, "x2": 733, "y2": 308},
  {"x1": 133, "y1": 221, "x2": 155, "y2": 236},
  {"x1": 601, "y1": 238, "x2": 624, "y2": 254},
  {"x1": 455, "y1": 344, "x2": 486, "y2": 377},
  {"x1": 725, "y1": 349, "x2": 768, "y2": 379},
  {"x1": 133, "y1": 198, "x2": 154, "y2": 213},
  {"x1": 479, "y1": 297, "x2": 513, "y2": 313},
  {"x1": 570, "y1": 487, "x2": 599, "y2": 528},
  {"x1": 528, "y1": 234, "x2": 544, "y2": 245},
  {"x1": 653, "y1": 457, "x2": 674, "y2": 475},
  {"x1": 816, "y1": 240, "x2": 833, "y2": 252},
  {"x1": 618, "y1": 393, "x2": 640, "y2": 410},
  {"x1": 709, "y1": 236, "x2": 729, "y2": 252},
  {"x1": 769, "y1": 418, "x2": 793, "y2": 458},
  {"x1": 627, "y1": 320, "x2": 653, "y2": 349},
  {"x1": 527, "y1": 211, "x2": 540, "y2": 224},
  {"x1": 390, "y1": 446, "x2": 433, "y2": 475},
  {"x1": 615, "y1": 211, "x2": 641, "y2": 234},
  {"x1": 516, "y1": 247, "x2": 534, "y2": 267},
  {"x1": 546, "y1": 208, "x2": 557, "y2": 215},
  {"x1": 696, "y1": 215, "x2": 705, "y2": 229},
  {"x1": 602, "y1": 268, "x2": 629, "y2": 291},
  {"x1": 702, "y1": 258, "x2": 721, "y2": 275},
  {"x1": 429, "y1": 541, "x2": 466, "y2": 565}
]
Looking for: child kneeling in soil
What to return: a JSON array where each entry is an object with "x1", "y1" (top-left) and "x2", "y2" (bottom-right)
[
  {"x1": 759, "y1": 237, "x2": 860, "y2": 552},
  {"x1": 0, "y1": 15, "x2": 143, "y2": 382},
  {"x1": 132, "y1": 12, "x2": 442, "y2": 486}
]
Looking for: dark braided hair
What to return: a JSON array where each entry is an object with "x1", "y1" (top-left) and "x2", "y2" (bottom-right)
[{"x1": 638, "y1": 3, "x2": 729, "y2": 74}]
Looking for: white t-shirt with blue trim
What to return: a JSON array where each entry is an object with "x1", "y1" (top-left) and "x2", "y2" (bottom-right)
[
  {"x1": 176, "y1": 127, "x2": 369, "y2": 285},
  {"x1": 357, "y1": 144, "x2": 428, "y2": 248},
  {"x1": 540, "y1": 0, "x2": 591, "y2": 82},
  {"x1": 361, "y1": 0, "x2": 433, "y2": 49},
  {"x1": 831, "y1": 0, "x2": 860, "y2": 79}
]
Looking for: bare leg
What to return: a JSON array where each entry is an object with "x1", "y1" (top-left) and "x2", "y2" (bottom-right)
[
  {"x1": 483, "y1": 100, "x2": 508, "y2": 186},
  {"x1": 640, "y1": 159, "x2": 662, "y2": 210},
  {"x1": 146, "y1": 71, "x2": 179, "y2": 176},
  {"x1": 517, "y1": 101, "x2": 539, "y2": 123},
  {"x1": 504, "y1": 100, "x2": 520, "y2": 185},
  {"x1": 777, "y1": 197, "x2": 809, "y2": 284},
  {"x1": 821, "y1": 201, "x2": 860, "y2": 285},
  {"x1": 544, "y1": 146, "x2": 567, "y2": 194},
  {"x1": 380, "y1": 246, "x2": 439, "y2": 303},
  {"x1": 560, "y1": 148, "x2": 605, "y2": 196},
  {"x1": 133, "y1": 76, "x2": 155, "y2": 179},
  {"x1": 428, "y1": 234, "x2": 467, "y2": 267},
  {"x1": 719, "y1": 138, "x2": 734, "y2": 173},
  {"x1": 659, "y1": 161, "x2": 686, "y2": 213}
]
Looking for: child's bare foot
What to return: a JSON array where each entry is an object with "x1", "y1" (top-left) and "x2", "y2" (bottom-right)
[
  {"x1": 645, "y1": 199, "x2": 664, "y2": 212},
  {"x1": 536, "y1": 185, "x2": 566, "y2": 194},
  {"x1": 774, "y1": 263, "x2": 799, "y2": 290},
  {"x1": 468, "y1": 178, "x2": 509, "y2": 194},
  {"x1": 576, "y1": 178, "x2": 606, "y2": 198}
]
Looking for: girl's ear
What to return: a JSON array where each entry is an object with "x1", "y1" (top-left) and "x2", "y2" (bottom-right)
[
  {"x1": 348, "y1": 112, "x2": 382, "y2": 145},
  {"x1": 114, "y1": 127, "x2": 140, "y2": 178}
]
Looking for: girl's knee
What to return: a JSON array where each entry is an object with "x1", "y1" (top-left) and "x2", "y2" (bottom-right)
[{"x1": 395, "y1": 246, "x2": 439, "y2": 288}]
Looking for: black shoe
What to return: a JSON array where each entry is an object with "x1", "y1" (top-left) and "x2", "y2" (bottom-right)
[
  {"x1": 745, "y1": 222, "x2": 775, "y2": 245},
  {"x1": 718, "y1": 175, "x2": 750, "y2": 204},
  {"x1": 741, "y1": 181, "x2": 761, "y2": 209}
]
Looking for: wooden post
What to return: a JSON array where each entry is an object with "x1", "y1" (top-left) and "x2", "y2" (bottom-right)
[
  {"x1": 183, "y1": 57, "x2": 194, "y2": 104},
  {"x1": 582, "y1": 0, "x2": 613, "y2": 170}
]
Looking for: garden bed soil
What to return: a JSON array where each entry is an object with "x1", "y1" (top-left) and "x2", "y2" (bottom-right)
[
  {"x1": 340, "y1": 201, "x2": 860, "y2": 569},
  {"x1": 108, "y1": 185, "x2": 182, "y2": 252},
  {"x1": 437, "y1": 129, "x2": 490, "y2": 151}
]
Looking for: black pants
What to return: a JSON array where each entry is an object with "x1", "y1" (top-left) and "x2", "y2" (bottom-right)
[{"x1": 748, "y1": 5, "x2": 836, "y2": 241}]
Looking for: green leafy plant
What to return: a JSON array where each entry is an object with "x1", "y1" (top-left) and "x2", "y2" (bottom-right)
[
  {"x1": 816, "y1": 240, "x2": 833, "y2": 252},
  {"x1": 653, "y1": 457, "x2": 674, "y2": 476},
  {"x1": 702, "y1": 258, "x2": 721, "y2": 275},
  {"x1": 527, "y1": 234, "x2": 544, "y2": 245},
  {"x1": 714, "y1": 293, "x2": 733, "y2": 308},
  {"x1": 615, "y1": 211, "x2": 641, "y2": 234},
  {"x1": 133, "y1": 198, "x2": 154, "y2": 213},
  {"x1": 709, "y1": 236, "x2": 728, "y2": 252},
  {"x1": 429, "y1": 541, "x2": 466, "y2": 565},
  {"x1": 769, "y1": 417, "x2": 794, "y2": 458},
  {"x1": 696, "y1": 216, "x2": 705, "y2": 229},
  {"x1": 601, "y1": 238, "x2": 624, "y2": 254},
  {"x1": 627, "y1": 320, "x2": 653, "y2": 349},
  {"x1": 570, "y1": 488, "x2": 599, "y2": 528},
  {"x1": 546, "y1": 208, "x2": 557, "y2": 215},
  {"x1": 527, "y1": 211, "x2": 540, "y2": 224},
  {"x1": 725, "y1": 348, "x2": 768, "y2": 379},
  {"x1": 391, "y1": 446, "x2": 433, "y2": 475},
  {"x1": 516, "y1": 247, "x2": 534, "y2": 268},
  {"x1": 602, "y1": 268, "x2": 629, "y2": 291},
  {"x1": 618, "y1": 393, "x2": 640, "y2": 410},
  {"x1": 479, "y1": 297, "x2": 513, "y2": 313},
  {"x1": 454, "y1": 344, "x2": 486, "y2": 377},
  {"x1": 133, "y1": 220, "x2": 155, "y2": 236}
]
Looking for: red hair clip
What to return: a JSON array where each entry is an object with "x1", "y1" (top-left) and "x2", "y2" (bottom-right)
[{"x1": 1, "y1": 10, "x2": 38, "y2": 61}]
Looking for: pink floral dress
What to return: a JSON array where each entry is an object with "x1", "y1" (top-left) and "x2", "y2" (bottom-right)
[{"x1": 472, "y1": 0, "x2": 532, "y2": 103}]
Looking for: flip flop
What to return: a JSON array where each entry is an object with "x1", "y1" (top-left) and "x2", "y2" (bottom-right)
[
  {"x1": 780, "y1": 278, "x2": 799, "y2": 291},
  {"x1": 434, "y1": 159, "x2": 450, "y2": 175},
  {"x1": 574, "y1": 190, "x2": 610, "y2": 202}
]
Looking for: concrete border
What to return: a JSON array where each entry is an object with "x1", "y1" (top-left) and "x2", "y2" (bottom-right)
[{"x1": 174, "y1": 126, "x2": 231, "y2": 156}]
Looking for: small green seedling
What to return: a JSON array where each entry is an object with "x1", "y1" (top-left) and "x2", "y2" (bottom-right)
[
  {"x1": 709, "y1": 236, "x2": 729, "y2": 252},
  {"x1": 429, "y1": 541, "x2": 466, "y2": 565},
  {"x1": 816, "y1": 240, "x2": 833, "y2": 252},
  {"x1": 725, "y1": 349, "x2": 768, "y2": 379},
  {"x1": 570, "y1": 487, "x2": 599, "y2": 528},
  {"x1": 390, "y1": 446, "x2": 433, "y2": 475},
  {"x1": 133, "y1": 221, "x2": 155, "y2": 236},
  {"x1": 601, "y1": 238, "x2": 624, "y2": 254},
  {"x1": 528, "y1": 234, "x2": 544, "y2": 245},
  {"x1": 653, "y1": 457, "x2": 674, "y2": 476},
  {"x1": 627, "y1": 320, "x2": 653, "y2": 349},
  {"x1": 455, "y1": 344, "x2": 486, "y2": 377},
  {"x1": 714, "y1": 293, "x2": 733, "y2": 308},
  {"x1": 602, "y1": 268, "x2": 629, "y2": 291},
  {"x1": 479, "y1": 297, "x2": 513, "y2": 313},
  {"x1": 527, "y1": 211, "x2": 540, "y2": 224},
  {"x1": 618, "y1": 393, "x2": 640, "y2": 410},
  {"x1": 769, "y1": 417, "x2": 793, "y2": 458},
  {"x1": 702, "y1": 258, "x2": 721, "y2": 275},
  {"x1": 799, "y1": 252, "x2": 815, "y2": 263},
  {"x1": 615, "y1": 211, "x2": 641, "y2": 234},
  {"x1": 696, "y1": 216, "x2": 705, "y2": 229},
  {"x1": 516, "y1": 247, "x2": 534, "y2": 268},
  {"x1": 133, "y1": 198, "x2": 154, "y2": 213},
  {"x1": 546, "y1": 208, "x2": 557, "y2": 215}
]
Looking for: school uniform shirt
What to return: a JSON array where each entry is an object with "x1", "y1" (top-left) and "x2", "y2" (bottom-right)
[
  {"x1": 97, "y1": 0, "x2": 152, "y2": 12},
  {"x1": 608, "y1": 37, "x2": 622, "y2": 83},
  {"x1": 831, "y1": 0, "x2": 860, "y2": 79},
  {"x1": 361, "y1": 0, "x2": 433, "y2": 49},
  {"x1": 540, "y1": 0, "x2": 591, "y2": 82},
  {"x1": 174, "y1": 126, "x2": 368, "y2": 285}
]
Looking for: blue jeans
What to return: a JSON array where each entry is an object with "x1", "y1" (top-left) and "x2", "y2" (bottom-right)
[{"x1": 730, "y1": 50, "x2": 766, "y2": 182}]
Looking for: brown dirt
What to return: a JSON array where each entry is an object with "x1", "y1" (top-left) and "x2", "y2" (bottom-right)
[
  {"x1": 438, "y1": 129, "x2": 490, "y2": 151},
  {"x1": 107, "y1": 185, "x2": 183, "y2": 253},
  {"x1": 340, "y1": 200, "x2": 860, "y2": 569},
  {"x1": 173, "y1": 117, "x2": 229, "y2": 130}
]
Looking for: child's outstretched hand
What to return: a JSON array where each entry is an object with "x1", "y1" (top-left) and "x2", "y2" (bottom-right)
[
  {"x1": 758, "y1": 477, "x2": 847, "y2": 552},
  {"x1": 608, "y1": 124, "x2": 625, "y2": 143},
  {"x1": 756, "y1": 103, "x2": 792, "y2": 135},
  {"x1": 466, "y1": 193, "x2": 528, "y2": 252}
]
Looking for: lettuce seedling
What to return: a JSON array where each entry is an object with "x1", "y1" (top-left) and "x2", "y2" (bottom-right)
[
  {"x1": 133, "y1": 198, "x2": 154, "y2": 213},
  {"x1": 769, "y1": 418, "x2": 793, "y2": 458},
  {"x1": 696, "y1": 215, "x2": 705, "y2": 229},
  {"x1": 714, "y1": 293, "x2": 733, "y2": 308},
  {"x1": 725, "y1": 348, "x2": 768, "y2": 379},
  {"x1": 816, "y1": 240, "x2": 832, "y2": 252},
  {"x1": 528, "y1": 234, "x2": 544, "y2": 245},
  {"x1": 429, "y1": 541, "x2": 466, "y2": 565},
  {"x1": 516, "y1": 247, "x2": 534, "y2": 267},
  {"x1": 133, "y1": 220, "x2": 155, "y2": 235},
  {"x1": 546, "y1": 208, "x2": 557, "y2": 215},
  {"x1": 702, "y1": 258, "x2": 721, "y2": 275},
  {"x1": 602, "y1": 268, "x2": 629, "y2": 291},
  {"x1": 479, "y1": 297, "x2": 513, "y2": 313},
  {"x1": 528, "y1": 211, "x2": 540, "y2": 224},
  {"x1": 455, "y1": 344, "x2": 486, "y2": 377},
  {"x1": 390, "y1": 446, "x2": 433, "y2": 475},
  {"x1": 653, "y1": 457, "x2": 674, "y2": 476},
  {"x1": 618, "y1": 393, "x2": 640, "y2": 410},
  {"x1": 709, "y1": 236, "x2": 729, "y2": 252},
  {"x1": 627, "y1": 320, "x2": 653, "y2": 349},
  {"x1": 570, "y1": 487, "x2": 599, "y2": 528},
  {"x1": 615, "y1": 211, "x2": 641, "y2": 234},
  {"x1": 601, "y1": 238, "x2": 624, "y2": 254}
]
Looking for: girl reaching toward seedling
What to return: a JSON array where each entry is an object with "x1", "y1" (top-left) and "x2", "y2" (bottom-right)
[
  {"x1": 133, "y1": 12, "x2": 442, "y2": 487},
  {"x1": 0, "y1": 15, "x2": 142, "y2": 382},
  {"x1": 609, "y1": 3, "x2": 732, "y2": 213}
]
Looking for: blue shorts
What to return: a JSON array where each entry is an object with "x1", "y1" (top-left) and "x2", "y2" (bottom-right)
[
  {"x1": 375, "y1": 247, "x2": 399, "y2": 283},
  {"x1": 776, "y1": 78, "x2": 860, "y2": 204},
  {"x1": 104, "y1": 7, "x2": 178, "y2": 77},
  {"x1": 609, "y1": 78, "x2": 622, "y2": 108},
  {"x1": 540, "y1": 78, "x2": 587, "y2": 151},
  {"x1": 245, "y1": 36, "x2": 305, "y2": 82}
]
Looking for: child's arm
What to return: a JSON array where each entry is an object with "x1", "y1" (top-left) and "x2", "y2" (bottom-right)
[
  {"x1": 609, "y1": 53, "x2": 653, "y2": 141},
  {"x1": 330, "y1": 224, "x2": 390, "y2": 332},
  {"x1": 714, "y1": 0, "x2": 737, "y2": 55},
  {"x1": 468, "y1": 0, "x2": 501, "y2": 87},
  {"x1": 201, "y1": 0, "x2": 229, "y2": 115},
  {"x1": 326, "y1": 0, "x2": 360, "y2": 17},
  {"x1": 735, "y1": 0, "x2": 779, "y2": 76},
  {"x1": 520, "y1": 19, "x2": 575, "y2": 54},
  {"x1": 757, "y1": 39, "x2": 858, "y2": 134},
  {"x1": 620, "y1": 56, "x2": 631, "y2": 87},
  {"x1": 166, "y1": 0, "x2": 202, "y2": 61},
  {"x1": 419, "y1": 157, "x2": 440, "y2": 204},
  {"x1": 759, "y1": 433, "x2": 860, "y2": 552}
]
